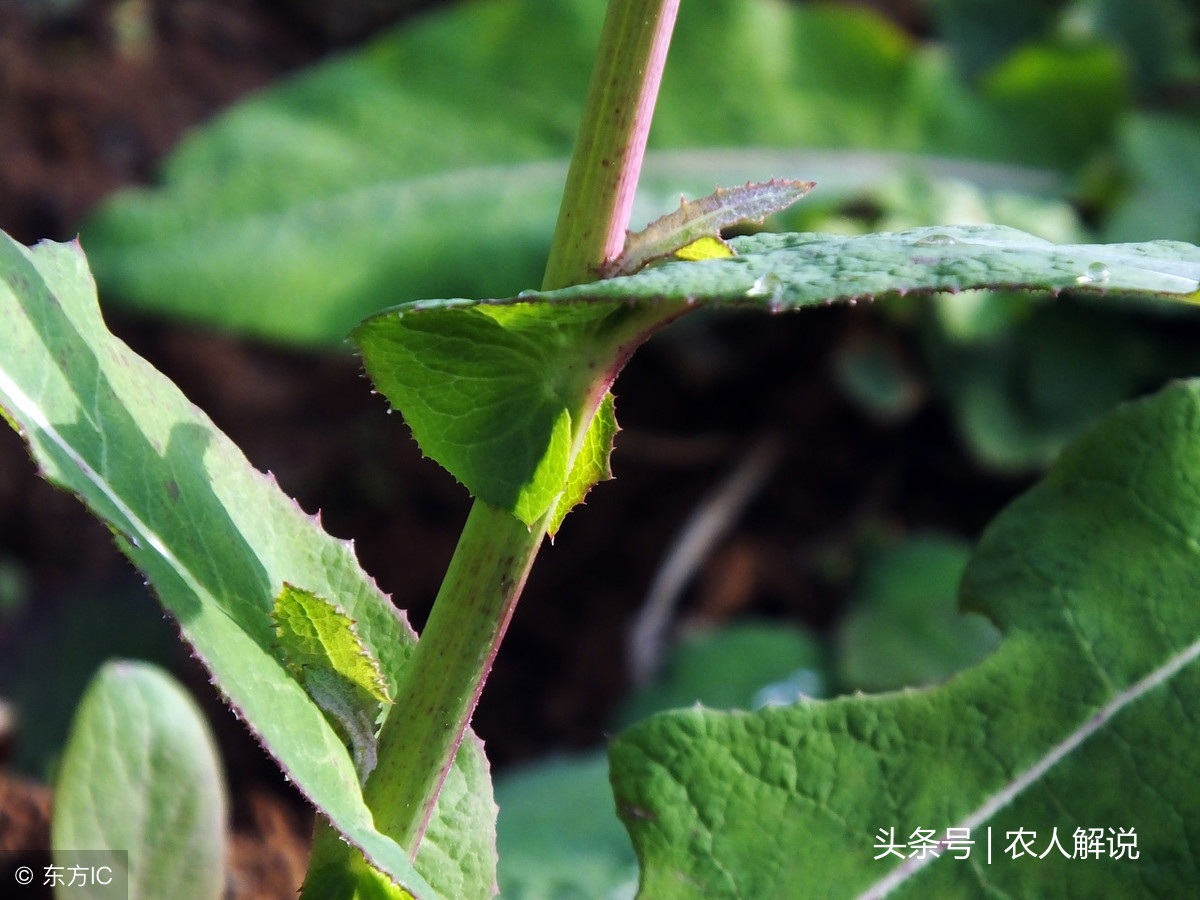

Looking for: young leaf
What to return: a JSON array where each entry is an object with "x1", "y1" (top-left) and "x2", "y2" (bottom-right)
[
  {"x1": 605, "y1": 179, "x2": 815, "y2": 277},
  {"x1": 272, "y1": 584, "x2": 392, "y2": 781},
  {"x1": 609, "y1": 379, "x2": 1200, "y2": 898},
  {"x1": 356, "y1": 225, "x2": 1200, "y2": 526},
  {"x1": 548, "y1": 390, "x2": 619, "y2": 536},
  {"x1": 52, "y1": 661, "x2": 226, "y2": 900},
  {"x1": 0, "y1": 235, "x2": 494, "y2": 900}
]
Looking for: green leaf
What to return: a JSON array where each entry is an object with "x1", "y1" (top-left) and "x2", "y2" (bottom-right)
[
  {"x1": 529, "y1": 226, "x2": 1200, "y2": 307},
  {"x1": 0, "y1": 235, "x2": 494, "y2": 900},
  {"x1": 927, "y1": 0, "x2": 1060, "y2": 79},
  {"x1": 1105, "y1": 113, "x2": 1200, "y2": 245},
  {"x1": 273, "y1": 584, "x2": 392, "y2": 705},
  {"x1": 354, "y1": 301, "x2": 675, "y2": 525},
  {"x1": 494, "y1": 753, "x2": 637, "y2": 900},
  {"x1": 272, "y1": 584, "x2": 391, "y2": 780},
  {"x1": 835, "y1": 535, "x2": 999, "y2": 692},
  {"x1": 302, "y1": 730, "x2": 497, "y2": 900},
  {"x1": 609, "y1": 379, "x2": 1200, "y2": 898},
  {"x1": 614, "y1": 622, "x2": 827, "y2": 730},
  {"x1": 80, "y1": 0, "x2": 1125, "y2": 344},
  {"x1": 52, "y1": 660, "x2": 226, "y2": 900},
  {"x1": 356, "y1": 225, "x2": 1200, "y2": 520},
  {"x1": 923, "y1": 297, "x2": 1200, "y2": 471},
  {"x1": 547, "y1": 390, "x2": 618, "y2": 537}
]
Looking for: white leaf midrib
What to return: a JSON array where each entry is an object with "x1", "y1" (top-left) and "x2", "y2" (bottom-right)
[{"x1": 854, "y1": 633, "x2": 1200, "y2": 900}]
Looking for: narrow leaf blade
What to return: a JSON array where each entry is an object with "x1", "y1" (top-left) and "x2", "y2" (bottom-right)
[
  {"x1": 540, "y1": 226, "x2": 1200, "y2": 307},
  {"x1": 0, "y1": 235, "x2": 494, "y2": 900}
]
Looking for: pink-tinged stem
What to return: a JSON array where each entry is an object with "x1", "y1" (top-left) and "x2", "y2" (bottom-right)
[
  {"x1": 362, "y1": 0, "x2": 681, "y2": 864},
  {"x1": 542, "y1": 0, "x2": 681, "y2": 290},
  {"x1": 363, "y1": 501, "x2": 545, "y2": 856}
]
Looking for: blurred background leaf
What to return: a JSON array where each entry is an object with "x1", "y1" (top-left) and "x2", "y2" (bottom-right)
[{"x1": 81, "y1": 0, "x2": 1132, "y2": 344}]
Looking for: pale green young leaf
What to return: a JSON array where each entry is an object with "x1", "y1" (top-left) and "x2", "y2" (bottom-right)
[
  {"x1": 547, "y1": 390, "x2": 618, "y2": 537},
  {"x1": 610, "y1": 380, "x2": 1200, "y2": 898},
  {"x1": 605, "y1": 179, "x2": 815, "y2": 277},
  {"x1": 272, "y1": 584, "x2": 391, "y2": 779},
  {"x1": 52, "y1": 661, "x2": 226, "y2": 900},
  {"x1": 0, "y1": 235, "x2": 494, "y2": 900},
  {"x1": 273, "y1": 583, "x2": 392, "y2": 704}
]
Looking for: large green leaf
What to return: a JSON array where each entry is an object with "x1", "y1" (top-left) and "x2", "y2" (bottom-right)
[
  {"x1": 80, "y1": 0, "x2": 1122, "y2": 344},
  {"x1": 608, "y1": 378, "x2": 1200, "y2": 898},
  {"x1": 356, "y1": 225, "x2": 1200, "y2": 524},
  {"x1": 834, "y1": 535, "x2": 999, "y2": 693},
  {"x1": 52, "y1": 660, "x2": 226, "y2": 900},
  {"x1": 0, "y1": 234, "x2": 494, "y2": 900}
]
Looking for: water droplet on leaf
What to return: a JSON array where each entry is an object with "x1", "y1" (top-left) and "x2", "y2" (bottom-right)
[
  {"x1": 915, "y1": 232, "x2": 959, "y2": 247},
  {"x1": 1076, "y1": 261, "x2": 1110, "y2": 285},
  {"x1": 746, "y1": 272, "x2": 785, "y2": 310}
]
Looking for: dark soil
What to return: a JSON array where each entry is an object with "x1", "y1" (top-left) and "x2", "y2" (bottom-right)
[{"x1": 0, "y1": 1, "x2": 1022, "y2": 896}]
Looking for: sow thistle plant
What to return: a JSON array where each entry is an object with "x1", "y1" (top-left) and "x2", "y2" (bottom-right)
[{"x1": 3, "y1": 0, "x2": 1200, "y2": 897}]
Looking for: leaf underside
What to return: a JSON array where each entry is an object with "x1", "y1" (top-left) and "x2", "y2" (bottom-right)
[
  {"x1": 355, "y1": 224, "x2": 1200, "y2": 529},
  {"x1": 608, "y1": 378, "x2": 1200, "y2": 898}
]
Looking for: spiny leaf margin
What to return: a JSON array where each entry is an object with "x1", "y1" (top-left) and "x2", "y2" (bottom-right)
[
  {"x1": 0, "y1": 235, "x2": 495, "y2": 900},
  {"x1": 356, "y1": 224, "x2": 1200, "y2": 526}
]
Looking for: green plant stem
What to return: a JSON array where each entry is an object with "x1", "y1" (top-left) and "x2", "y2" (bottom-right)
[
  {"x1": 364, "y1": 501, "x2": 546, "y2": 853},
  {"x1": 542, "y1": 0, "x2": 681, "y2": 290},
  {"x1": 363, "y1": 0, "x2": 679, "y2": 861}
]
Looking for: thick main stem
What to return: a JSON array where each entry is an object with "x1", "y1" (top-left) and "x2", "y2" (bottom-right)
[
  {"x1": 363, "y1": 501, "x2": 544, "y2": 852},
  {"x1": 363, "y1": 0, "x2": 679, "y2": 861},
  {"x1": 542, "y1": 0, "x2": 680, "y2": 291}
]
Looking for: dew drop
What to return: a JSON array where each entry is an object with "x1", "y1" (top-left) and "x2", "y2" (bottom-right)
[
  {"x1": 1076, "y1": 261, "x2": 1110, "y2": 285},
  {"x1": 747, "y1": 272, "x2": 785, "y2": 310},
  {"x1": 915, "y1": 232, "x2": 959, "y2": 247},
  {"x1": 517, "y1": 289, "x2": 538, "y2": 298}
]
